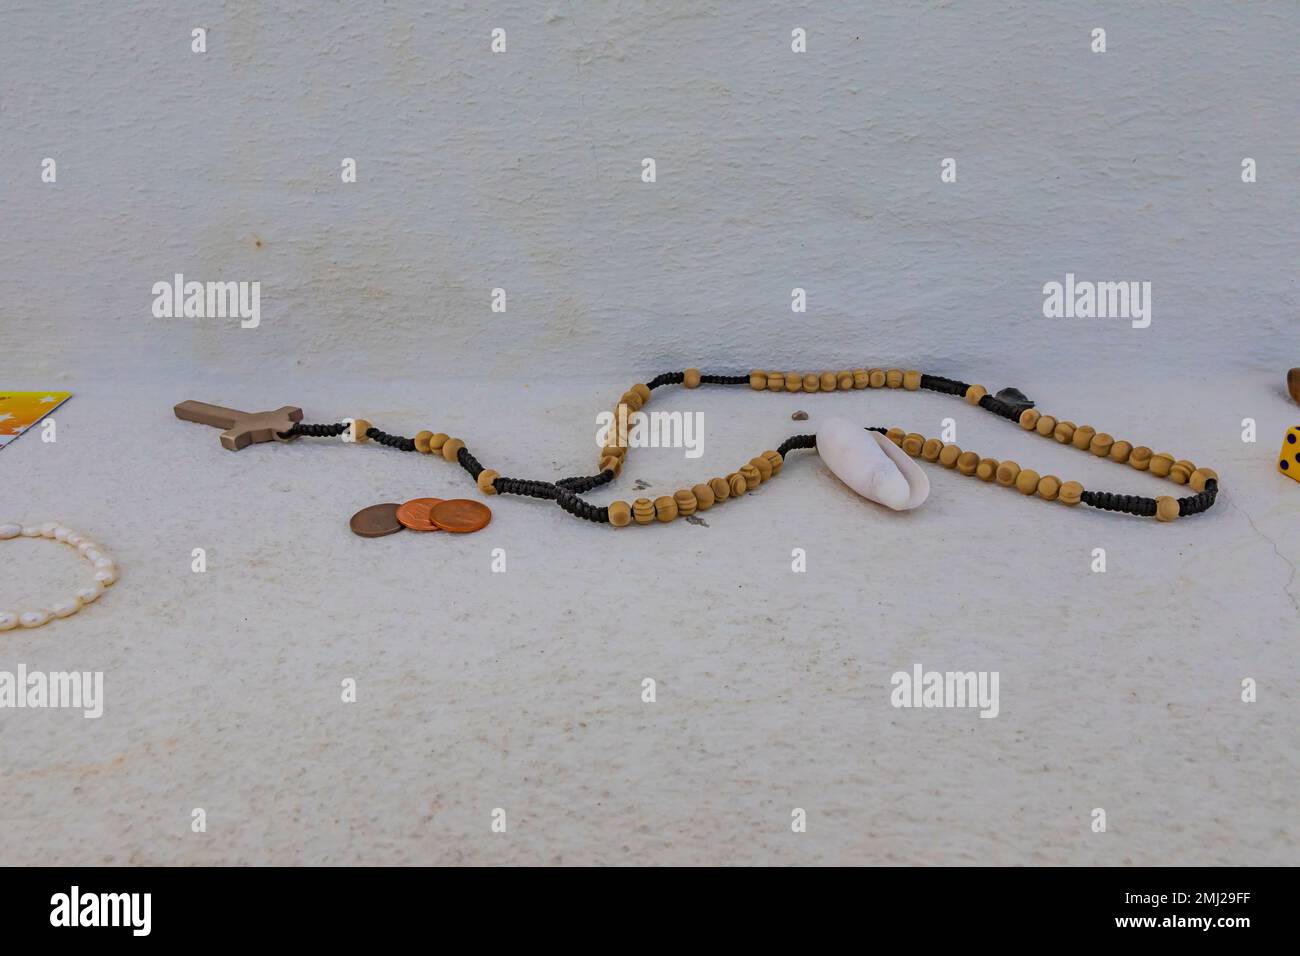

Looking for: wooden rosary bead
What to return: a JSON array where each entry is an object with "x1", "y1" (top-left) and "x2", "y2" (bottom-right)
[
  {"x1": 727, "y1": 472, "x2": 748, "y2": 497},
  {"x1": 1058, "y1": 480, "x2": 1083, "y2": 505},
  {"x1": 996, "y1": 461, "x2": 1020, "y2": 486},
  {"x1": 852, "y1": 369, "x2": 870, "y2": 389},
  {"x1": 903, "y1": 369, "x2": 922, "y2": 390},
  {"x1": 750, "y1": 370, "x2": 767, "y2": 390},
  {"x1": 956, "y1": 451, "x2": 979, "y2": 476},
  {"x1": 886, "y1": 427, "x2": 906, "y2": 446},
  {"x1": 1190, "y1": 467, "x2": 1218, "y2": 492},
  {"x1": 938, "y1": 443, "x2": 962, "y2": 468},
  {"x1": 683, "y1": 368, "x2": 701, "y2": 388},
  {"x1": 1108, "y1": 440, "x2": 1132, "y2": 464},
  {"x1": 1149, "y1": 452, "x2": 1175, "y2": 477},
  {"x1": 654, "y1": 495, "x2": 678, "y2": 522},
  {"x1": 1088, "y1": 433, "x2": 1113, "y2": 457},
  {"x1": 766, "y1": 371, "x2": 785, "y2": 391},
  {"x1": 599, "y1": 456, "x2": 623, "y2": 476},
  {"x1": 1034, "y1": 414, "x2": 1057, "y2": 437},
  {"x1": 413, "y1": 430, "x2": 434, "y2": 453},
  {"x1": 802, "y1": 372, "x2": 821, "y2": 392},
  {"x1": 477, "y1": 468, "x2": 500, "y2": 494},
  {"x1": 620, "y1": 390, "x2": 643, "y2": 411},
  {"x1": 785, "y1": 372, "x2": 803, "y2": 392},
  {"x1": 1170, "y1": 460, "x2": 1195, "y2": 485},
  {"x1": 976, "y1": 457, "x2": 999, "y2": 481},
  {"x1": 1129, "y1": 446, "x2": 1153, "y2": 471},
  {"x1": 868, "y1": 369, "x2": 886, "y2": 388},
  {"x1": 902, "y1": 433, "x2": 925, "y2": 457},
  {"x1": 608, "y1": 500, "x2": 632, "y2": 527},
  {"x1": 601, "y1": 444, "x2": 627, "y2": 460},
  {"x1": 632, "y1": 498, "x2": 656, "y2": 524},
  {"x1": 1036, "y1": 475, "x2": 1061, "y2": 501},
  {"x1": 692, "y1": 483, "x2": 716, "y2": 509},
  {"x1": 1053, "y1": 421, "x2": 1075, "y2": 444},
  {"x1": 441, "y1": 438, "x2": 465, "y2": 462},
  {"x1": 1071, "y1": 425, "x2": 1096, "y2": 451},
  {"x1": 352, "y1": 418, "x2": 372, "y2": 443},
  {"x1": 965, "y1": 384, "x2": 987, "y2": 405},
  {"x1": 837, "y1": 371, "x2": 854, "y2": 390},
  {"x1": 1156, "y1": 495, "x2": 1180, "y2": 522},
  {"x1": 709, "y1": 477, "x2": 730, "y2": 502},
  {"x1": 886, "y1": 369, "x2": 904, "y2": 388},
  {"x1": 750, "y1": 456, "x2": 773, "y2": 482},
  {"x1": 428, "y1": 432, "x2": 450, "y2": 452},
  {"x1": 922, "y1": 437, "x2": 944, "y2": 461},
  {"x1": 1019, "y1": 409, "x2": 1040, "y2": 430},
  {"x1": 817, "y1": 371, "x2": 835, "y2": 392},
  {"x1": 631, "y1": 383, "x2": 651, "y2": 403},
  {"x1": 674, "y1": 489, "x2": 698, "y2": 516},
  {"x1": 762, "y1": 449, "x2": 784, "y2": 474},
  {"x1": 739, "y1": 463, "x2": 761, "y2": 487},
  {"x1": 1015, "y1": 468, "x2": 1040, "y2": 495}
]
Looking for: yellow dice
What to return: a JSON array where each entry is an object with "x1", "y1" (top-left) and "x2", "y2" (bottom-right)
[{"x1": 1281, "y1": 427, "x2": 1300, "y2": 481}]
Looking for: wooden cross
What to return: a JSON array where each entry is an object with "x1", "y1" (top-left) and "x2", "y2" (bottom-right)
[{"x1": 174, "y1": 400, "x2": 303, "y2": 451}]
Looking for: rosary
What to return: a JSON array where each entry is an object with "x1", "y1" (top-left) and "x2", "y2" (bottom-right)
[{"x1": 174, "y1": 366, "x2": 1221, "y2": 531}]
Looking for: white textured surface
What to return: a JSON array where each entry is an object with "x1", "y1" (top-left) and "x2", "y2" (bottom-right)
[{"x1": 1, "y1": 376, "x2": 1297, "y2": 865}]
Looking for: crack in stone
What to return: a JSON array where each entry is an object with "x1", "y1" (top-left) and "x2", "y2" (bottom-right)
[{"x1": 1233, "y1": 501, "x2": 1300, "y2": 615}]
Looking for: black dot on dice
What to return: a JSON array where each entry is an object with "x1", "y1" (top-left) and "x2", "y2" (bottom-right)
[
  {"x1": 1290, "y1": 433, "x2": 1297, "y2": 444},
  {"x1": 1284, "y1": 460, "x2": 1291, "y2": 470}
]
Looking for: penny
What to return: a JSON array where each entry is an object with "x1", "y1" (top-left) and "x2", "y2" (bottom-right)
[
  {"x1": 349, "y1": 503, "x2": 403, "y2": 538},
  {"x1": 429, "y1": 498, "x2": 492, "y2": 533},
  {"x1": 396, "y1": 497, "x2": 444, "y2": 532}
]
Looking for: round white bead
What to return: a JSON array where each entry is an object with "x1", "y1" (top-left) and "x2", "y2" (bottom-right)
[
  {"x1": 93, "y1": 557, "x2": 116, "y2": 572},
  {"x1": 77, "y1": 541, "x2": 98, "y2": 556},
  {"x1": 19, "y1": 609, "x2": 51, "y2": 628},
  {"x1": 83, "y1": 548, "x2": 103, "y2": 563},
  {"x1": 65, "y1": 532, "x2": 84, "y2": 546},
  {"x1": 0, "y1": 611, "x2": 18, "y2": 631},
  {"x1": 39, "y1": 522, "x2": 59, "y2": 538},
  {"x1": 76, "y1": 584, "x2": 104, "y2": 604},
  {"x1": 52, "y1": 597, "x2": 82, "y2": 618},
  {"x1": 0, "y1": 523, "x2": 20, "y2": 539},
  {"x1": 93, "y1": 567, "x2": 118, "y2": 587},
  {"x1": 21, "y1": 526, "x2": 41, "y2": 537},
  {"x1": 53, "y1": 526, "x2": 71, "y2": 541}
]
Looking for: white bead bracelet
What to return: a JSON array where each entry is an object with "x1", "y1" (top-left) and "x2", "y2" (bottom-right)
[{"x1": 0, "y1": 521, "x2": 120, "y2": 630}]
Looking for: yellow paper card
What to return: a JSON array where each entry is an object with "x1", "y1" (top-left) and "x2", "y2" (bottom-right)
[{"x1": 0, "y1": 392, "x2": 73, "y2": 449}]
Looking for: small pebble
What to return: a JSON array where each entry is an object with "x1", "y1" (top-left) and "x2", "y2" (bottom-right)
[{"x1": 792, "y1": 410, "x2": 809, "y2": 421}]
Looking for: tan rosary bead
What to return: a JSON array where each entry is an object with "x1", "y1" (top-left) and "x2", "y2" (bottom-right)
[
  {"x1": 922, "y1": 438, "x2": 944, "y2": 461},
  {"x1": 1071, "y1": 425, "x2": 1096, "y2": 451},
  {"x1": 599, "y1": 456, "x2": 622, "y2": 476},
  {"x1": 1156, "y1": 495, "x2": 1180, "y2": 522},
  {"x1": 976, "y1": 458, "x2": 999, "y2": 481},
  {"x1": 852, "y1": 369, "x2": 870, "y2": 389},
  {"x1": 727, "y1": 473, "x2": 748, "y2": 497},
  {"x1": 608, "y1": 501, "x2": 632, "y2": 527},
  {"x1": 750, "y1": 456, "x2": 773, "y2": 482},
  {"x1": 1019, "y1": 408, "x2": 1040, "y2": 430},
  {"x1": 1058, "y1": 480, "x2": 1083, "y2": 505},
  {"x1": 802, "y1": 372, "x2": 820, "y2": 392},
  {"x1": 868, "y1": 369, "x2": 886, "y2": 388},
  {"x1": 762, "y1": 449, "x2": 784, "y2": 474},
  {"x1": 1036, "y1": 475, "x2": 1061, "y2": 501},
  {"x1": 1170, "y1": 460, "x2": 1195, "y2": 485},
  {"x1": 654, "y1": 496, "x2": 678, "y2": 522},
  {"x1": 819, "y1": 371, "x2": 838, "y2": 392},
  {"x1": 1034, "y1": 414, "x2": 1057, "y2": 438},
  {"x1": 1089, "y1": 433, "x2": 1114, "y2": 458},
  {"x1": 1190, "y1": 467, "x2": 1218, "y2": 492},
  {"x1": 996, "y1": 461, "x2": 1021, "y2": 486},
  {"x1": 1015, "y1": 468, "x2": 1040, "y2": 495},
  {"x1": 837, "y1": 371, "x2": 854, "y2": 390},
  {"x1": 428, "y1": 432, "x2": 449, "y2": 452},
  {"x1": 674, "y1": 489, "x2": 698, "y2": 516},
  {"x1": 620, "y1": 390, "x2": 643, "y2": 412},
  {"x1": 886, "y1": 369, "x2": 904, "y2": 388},
  {"x1": 1108, "y1": 440, "x2": 1133, "y2": 464},
  {"x1": 631, "y1": 383, "x2": 651, "y2": 403},
  {"x1": 1053, "y1": 421, "x2": 1075, "y2": 444},
  {"x1": 957, "y1": 451, "x2": 980, "y2": 476},
  {"x1": 692, "y1": 483, "x2": 716, "y2": 509},
  {"x1": 413, "y1": 430, "x2": 434, "y2": 453},
  {"x1": 683, "y1": 368, "x2": 701, "y2": 388},
  {"x1": 632, "y1": 498, "x2": 655, "y2": 524},
  {"x1": 766, "y1": 371, "x2": 785, "y2": 391},
  {"x1": 352, "y1": 418, "x2": 372, "y2": 443},
  {"x1": 750, "y1": 370, "x2": 767, "y2": 390},
  {"x1": 902, "y1": 433, "x2": 925, "y2": 457},
  {"x1": 441, "y1": 438, "x2": 465, "y2": 462},
  {"x1": 903, "y1": 370, "x2": 922, "y2": 390},
  {"x1": 1128, "y1": 446, "x2": 1152, "y2": 471},
  {"x1": 965, "y1": 384, "x2": 987, "y2": 405},
  {"x1": 601, "y1": 444, "x2": 627, "y2": 461},
  {"x1": 886, "y1": 427, "x2": 906, "y2": 446},
  {"x1": 785, "y1": 372, "x2": 803, "y2": 392},
  {"x1": 939, "y1": 443, "x2": 962, "y2": 468},
  {"x1": 477, "y1": 468, "x2": 500, "y2": 495},
  {"x1": 709, "y1": 477, "x2": 731, "y2": 502},
  {"x1": 1149, "y1": 452, "x2": 1175, "y2": 477},
  {"x1": 739, "y1": 463, "x2": 761, "y2": 487}
]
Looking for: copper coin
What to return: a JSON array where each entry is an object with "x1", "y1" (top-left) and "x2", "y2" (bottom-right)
[
  {"x1": 396, "y1": 497, "x2": 444, "y2": 531},
  {"x1": 429, "y1": 498, "x2": 492, "y2": 533},
  {"x1": 349, "y1": 503, "x2": 403, "y2": 538}
]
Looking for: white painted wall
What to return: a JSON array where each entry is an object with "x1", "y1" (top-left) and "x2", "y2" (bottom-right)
[{"x1": 2, "y1": 1, "x2": 1297, "y2": 387}]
